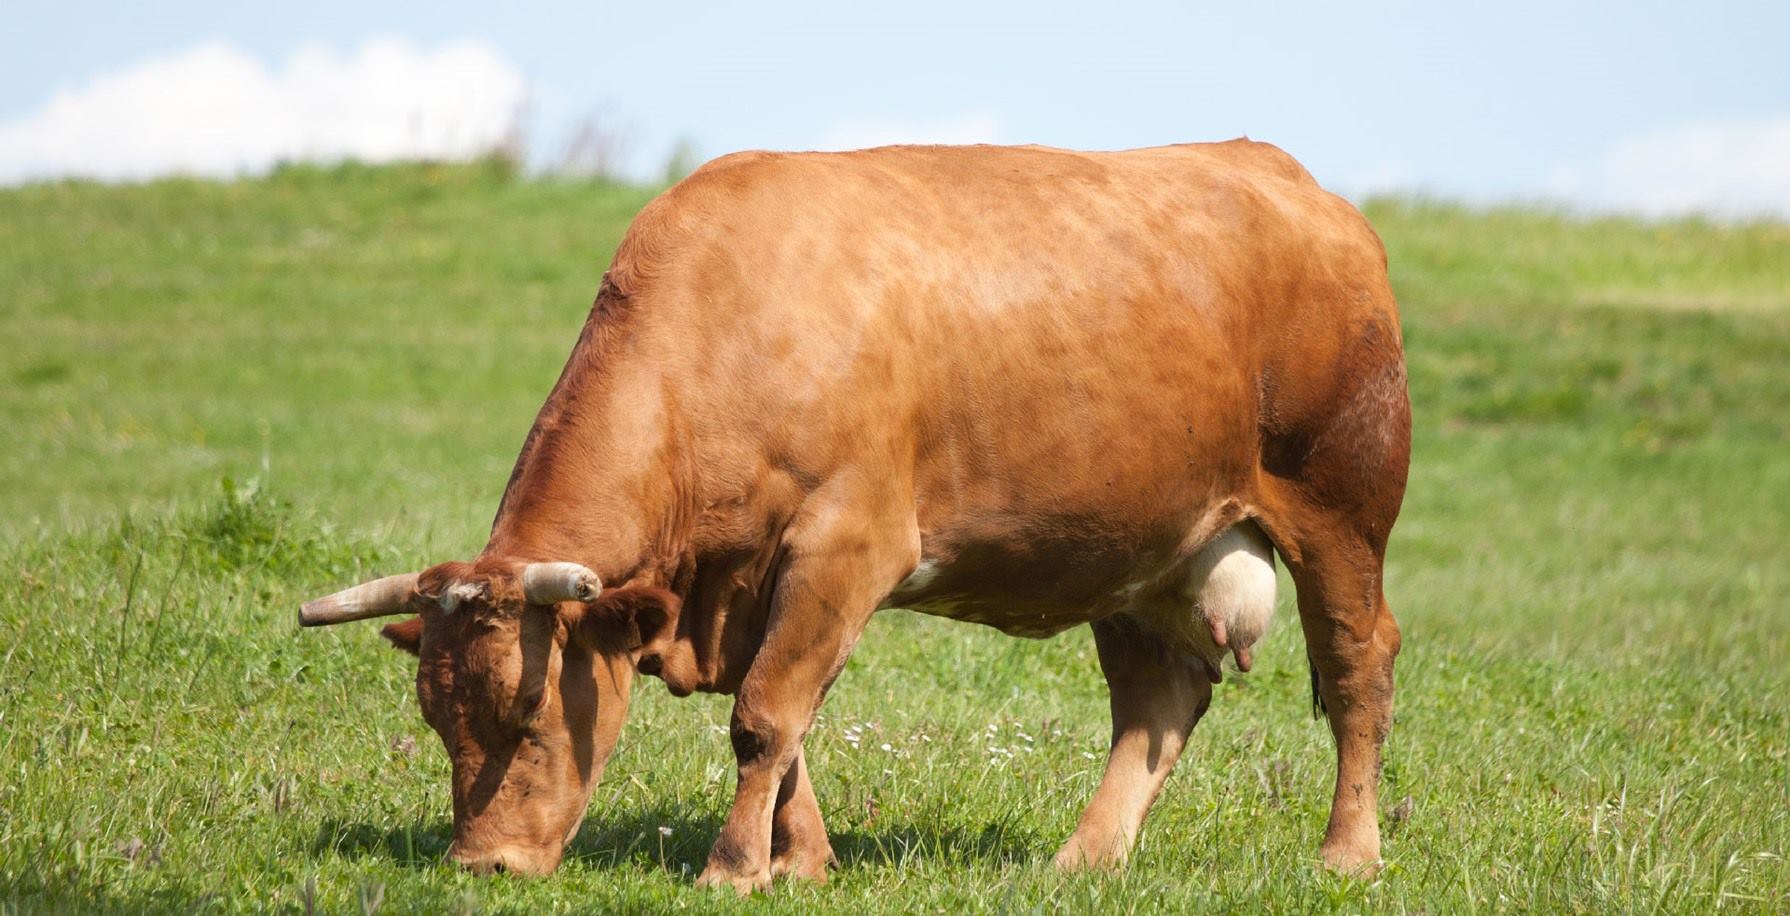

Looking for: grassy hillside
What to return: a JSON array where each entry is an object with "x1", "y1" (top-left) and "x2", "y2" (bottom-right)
[{"x1": 1, "y1": 164, "x2": 1786, "y2": 913}]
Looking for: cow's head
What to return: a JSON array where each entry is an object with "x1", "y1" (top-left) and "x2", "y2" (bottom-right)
[{"x1": 299, "y1": 557, "x2": 678, "y2": 875}]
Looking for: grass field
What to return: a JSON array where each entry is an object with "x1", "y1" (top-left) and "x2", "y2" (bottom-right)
[{"x1": 2, "y1": 162, "x2": 1787, "y2": 913}]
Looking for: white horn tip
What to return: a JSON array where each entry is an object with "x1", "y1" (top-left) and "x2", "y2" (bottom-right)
[{"x1": 522, "y1": 562, "x2": 603, "y2": 604}]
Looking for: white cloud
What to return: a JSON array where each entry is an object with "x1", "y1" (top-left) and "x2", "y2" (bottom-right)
[
  {"x1": 1553, "y1": 115, "x2": 1790, "y2": 220},
  {"x1": 818, "y1": 114, "x2": 1003, "y2": 152},
  {"x1": 0, "y1": 38, "x2": 527, "y2": 184}
]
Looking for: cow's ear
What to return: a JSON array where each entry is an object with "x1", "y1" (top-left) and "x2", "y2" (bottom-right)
[
  {"x1": 578, "y1": 586, "x2": 680, "y2": 652},
  {"x1": 380, "y1": 616, "x2": 424, "y2": 656}
]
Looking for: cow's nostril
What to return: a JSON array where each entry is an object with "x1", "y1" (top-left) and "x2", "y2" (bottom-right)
[
  {"x1": 454, "y1": 854, "x2": 501, "y2": 876},
  {"x1": 454, "y1": 846, "x2": 557, "y2": 877}
]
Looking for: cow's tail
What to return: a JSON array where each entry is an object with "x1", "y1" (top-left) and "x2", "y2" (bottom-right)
[{"x1": 1308, "y1": 655, "x2": 1327, "y2": 720}]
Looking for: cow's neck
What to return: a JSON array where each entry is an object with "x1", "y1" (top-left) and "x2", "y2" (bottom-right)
[{"x1": 481, "y1": 292, "x2": 694, "y2": 588}]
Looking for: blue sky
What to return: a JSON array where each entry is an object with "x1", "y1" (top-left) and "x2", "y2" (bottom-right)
[{"x1": 4, "y1": 1, "x2": 1788, "y2": 215}]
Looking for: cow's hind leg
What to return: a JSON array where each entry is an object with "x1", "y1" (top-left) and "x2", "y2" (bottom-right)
[
  {"x1": 1257, "y1": 313, "x2": 1410, "y2": 874},
  {"x1": 1055, "y1": 614, "x2": 1212, "y2": 870},
  {"x1": 1277, "y1": 530, "x2": 1400, "y2": 875}
]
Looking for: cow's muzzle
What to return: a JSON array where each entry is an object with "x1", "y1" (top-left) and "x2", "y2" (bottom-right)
[{"x1": 450, "y1": 843, "x2": 562, "y2": 877}]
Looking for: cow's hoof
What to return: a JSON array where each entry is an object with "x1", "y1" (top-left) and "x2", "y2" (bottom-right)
[
  {"x1": 770, "y1": 848, "x2": 834, "y2": 883},
  {"x1": 696, "y1": 864, "x2": 773, "y2": 895},
  {"x1": 1052, "y1": 835, "x2": 1127, "y2": 872},
  {"x1": 1320, "y1": 839, "x2": 1384, "y2": 878}
]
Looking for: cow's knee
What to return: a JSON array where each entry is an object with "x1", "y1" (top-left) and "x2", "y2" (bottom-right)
[{"x1": 730, "y1": 706, "x2": 795, "y2": 771}]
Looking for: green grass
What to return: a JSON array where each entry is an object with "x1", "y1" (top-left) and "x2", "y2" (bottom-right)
[{"x1": 2, "y1": 165, "x2": 1787, "y2": 913}]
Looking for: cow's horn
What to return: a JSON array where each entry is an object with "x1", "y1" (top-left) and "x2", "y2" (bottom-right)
[
  {"x1": 299, "y1": 573, "x2": 421, "y2": 627},
  {"x1": 521, "y1": 562, "x2": 603, "y2": 604}
]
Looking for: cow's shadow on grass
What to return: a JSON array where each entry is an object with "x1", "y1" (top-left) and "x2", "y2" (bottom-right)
[
  {"x1": 312, "y1": 817, "x2": 454, "y2": 869},
  {"x1": 566, "y1": 807, "x2": 1036, "y2": 874},
  {"x1": 313, "y1": 807, "x2": 1035, "y2": 877}
]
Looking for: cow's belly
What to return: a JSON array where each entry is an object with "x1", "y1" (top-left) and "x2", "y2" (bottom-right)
[
  {"x1": 880, "y1": 559, "x2": 1107, "y2": 637},
  {"x1": 879, "y1": 503, "x2": 1270, "y2": 634}
]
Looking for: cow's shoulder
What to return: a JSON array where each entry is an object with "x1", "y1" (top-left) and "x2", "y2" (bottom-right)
[
  {"x1": 681, "y1": 149, "x2": 793, "y2": 187},
  {"x1": 606, "y1": 152, "x2": 796, "y2": 294}
]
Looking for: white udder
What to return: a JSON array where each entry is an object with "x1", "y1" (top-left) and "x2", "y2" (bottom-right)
[{"x1": 1130, "y1": 522, "x2": 1278, "y2": 674}]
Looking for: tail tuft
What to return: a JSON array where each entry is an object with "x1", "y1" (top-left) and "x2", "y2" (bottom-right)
[{"x1": 1309, "y1": 656, "x2": 1328, "y2": 720}]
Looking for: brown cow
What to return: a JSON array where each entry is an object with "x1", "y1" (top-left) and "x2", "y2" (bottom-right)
[{"x1": 300, "y1": 139, "x2": 1410, "y2": 892}]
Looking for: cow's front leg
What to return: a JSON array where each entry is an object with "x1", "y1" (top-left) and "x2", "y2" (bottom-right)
[
  {"x1": 696, "y1": 511, "x2": 914, "y2": 894},
  {"x1": 1056, "y1": 614, "x2": 1212, "y2": 870},
  {"x1": 769, "y1": 748, "x2": 835, "y2": 881}
]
